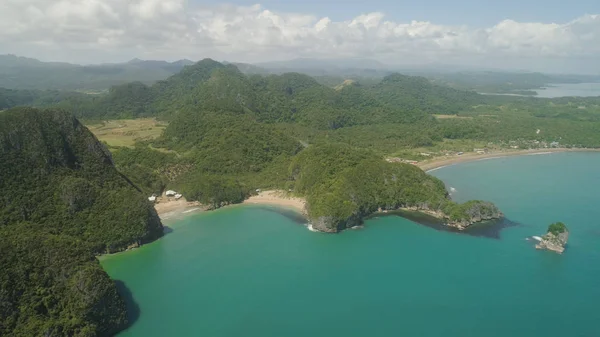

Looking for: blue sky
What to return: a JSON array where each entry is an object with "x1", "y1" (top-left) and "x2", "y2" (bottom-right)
[{"x1": 194, "y1": 0, "x2": 598, "y2": 26}]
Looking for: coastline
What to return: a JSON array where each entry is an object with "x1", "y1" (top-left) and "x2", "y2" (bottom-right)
[
  {"x1": 243, "y1": 190, "x2": 307, "y2": 215},
  {"x1": 154, "y1": 198, "x2": 203, "y2": 222},
  {"x1": 418, "y1": 148, "x2": 600, "y2": 172},
  {"x1": 153, "y1": 190, "x2": 307, "y2": 221},
  {"x1": 151, "y1": 149, "x2": 600, "y2": 226}
]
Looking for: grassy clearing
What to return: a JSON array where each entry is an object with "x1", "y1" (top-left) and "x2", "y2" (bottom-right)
[{"x1": 85, "y1": 119, "x2": 167, "y2": 147}]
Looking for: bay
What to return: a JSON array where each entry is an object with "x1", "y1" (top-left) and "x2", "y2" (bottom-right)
[
  {"x1": 534, "y1": 82, "x2": 600, "y2": 98},
  {"x1": 102, "y1": 152, "x2": 600, "y2": 337}
]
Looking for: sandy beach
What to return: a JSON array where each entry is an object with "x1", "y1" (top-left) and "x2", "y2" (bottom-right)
[
  {"x1": 153, "y1": 197, "x2": 202, "y2": 221},
  {"x1": 418, "y1": 148, "x2": 600, "y2": 172},
  {"x1": 153, "y1": 190, "x2": 307, "y2": 221},
  {"x1": 243, "y1": 190, "x2": 307, "y2": 214}
]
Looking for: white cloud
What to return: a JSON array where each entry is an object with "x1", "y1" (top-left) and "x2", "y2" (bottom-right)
[{"x1": 0, "y1": 1, "x2": 599, "y2": 72}]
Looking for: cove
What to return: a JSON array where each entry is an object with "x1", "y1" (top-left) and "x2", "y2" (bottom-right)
[{"x1": 102, "y1": 152, "x2": 600, "y2": 337}]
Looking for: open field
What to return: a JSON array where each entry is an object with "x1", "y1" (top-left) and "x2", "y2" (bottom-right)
[{"x1": 85, "y1": 119, "x2": 167, "y2": 147}]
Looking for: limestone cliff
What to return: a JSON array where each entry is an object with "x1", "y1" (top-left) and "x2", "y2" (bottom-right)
[
  {"x1": 309, "y1": 201, "x2": 503, "y2": 233},
  {"x1": 0, "y1": 107, "x2": 164, "y2": 336}
]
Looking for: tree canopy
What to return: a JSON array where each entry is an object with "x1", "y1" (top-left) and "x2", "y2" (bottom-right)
[{"x1": 0, "y1": 108, "x2": 163, "y2": 336}]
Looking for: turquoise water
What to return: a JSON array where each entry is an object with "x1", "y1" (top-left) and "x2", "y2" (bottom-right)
[{"x1": 102, "y1": 152, "x2": 600, "y2": 337}]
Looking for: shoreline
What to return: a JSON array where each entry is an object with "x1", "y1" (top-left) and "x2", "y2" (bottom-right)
[
  {"x1": 418, "y1": 148, "x2": 600, "y2": 172},
  {"x1": 242, "y1": 190, "x2": 307, "y2": 215},
  {"x1": 153, "y1": 198, "x2": 203, "y2": 222},
  {"x1": 154, "y1": 190, "x2": 307, "y2": 222},
  {"x1": 151, "y1": 149, "x2": 600, "y2": 224}
]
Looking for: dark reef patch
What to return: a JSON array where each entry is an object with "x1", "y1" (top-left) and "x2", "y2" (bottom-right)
[
  {"x1": 255, "y1": 205, "x2": 307, "y2": 225},
  {"x1": 367, "y1": 210, "x2": 519, "y2": 239},
  {"x1": 115, "y1": 280, "x2": 141, "y2": 330}
]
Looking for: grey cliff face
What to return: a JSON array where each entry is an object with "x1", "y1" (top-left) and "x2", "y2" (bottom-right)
[
  {"x1": 311, "y1": 213, "x2": 364, "y2": 233},
  {"x1": 536, "y1": 231, "x2": 569, "y2": 254}
]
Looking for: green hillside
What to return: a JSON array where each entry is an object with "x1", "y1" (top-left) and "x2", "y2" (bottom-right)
[{"x1": 0, "y1": 108, "x2": 163, "y2": 336}]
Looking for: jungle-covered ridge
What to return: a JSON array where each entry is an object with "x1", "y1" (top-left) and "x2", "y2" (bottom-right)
[
  {"x1": 0, "y1": 108, "x2": 164, "y2": 336},
  {"x1": 4, "y1": 54, "x2": 599, "y2": 94},
  {"x1": 3, "y1": 57, "x2": 600, "y2": 148}
]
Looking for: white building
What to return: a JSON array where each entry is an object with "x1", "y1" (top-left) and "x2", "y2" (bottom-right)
[{"x1": 165, "y1": 190, "x2": 177, "y2": 197}]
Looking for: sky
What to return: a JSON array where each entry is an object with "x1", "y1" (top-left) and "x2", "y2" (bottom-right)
[{"x1": 0, "y1": 0, "x2": 599, "y2": 73}]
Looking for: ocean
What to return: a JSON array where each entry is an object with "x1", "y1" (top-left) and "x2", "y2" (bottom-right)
[{"x1": 101, "y1": 152, "x2": 600, "y2": 337}]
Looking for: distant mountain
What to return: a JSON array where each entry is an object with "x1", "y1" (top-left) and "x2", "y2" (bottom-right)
[
  {"x1": 2, "y1": 58, "x2": 481, "y2": 123},
  {"x1": 257, "y1": 57, "x2": 388, "y2": 70},
  {"x1": 125, "y1": 58, "x2": 195, "y2": 72},
  {"x1": 252, "y1": 58, "x2": 393, "y2": 78},
  {"x1": 0, "y1": 54, "x2": 75, "y2": 68},
  {"x1": 225, "y1": 62, "x2": 270, "y2": 75},
  {"x1": 0, "y1": 55, "x2": 195, "y2": 90}
]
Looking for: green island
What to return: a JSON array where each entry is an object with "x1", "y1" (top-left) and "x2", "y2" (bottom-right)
[{"x1": 1, "y1": 58, "x2": 599, "y2": 336}]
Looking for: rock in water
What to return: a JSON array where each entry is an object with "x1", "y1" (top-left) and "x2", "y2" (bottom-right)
[{"x1": 536, "y1": 222, "x2": 569, "y2": 254}]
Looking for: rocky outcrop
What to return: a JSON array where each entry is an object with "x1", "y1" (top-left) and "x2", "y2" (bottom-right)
[
  {"x1": 403, "y1": 201, "x2": 503, "y2": 230},
  {"x1": 309, "y1": 202, "x2": 504, "y2": 233},
  {"x1": 536, "y1": 223, "x2": 569, "y2": 254},
  {"x1": 311, "y1": 214, "x2": 363, "y2": 233}
]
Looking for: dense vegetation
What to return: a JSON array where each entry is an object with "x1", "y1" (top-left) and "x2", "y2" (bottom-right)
[
  {"x1": 0, "y1": 108, "x2": 163, "y2": 336},
  {"x1": 548, "y1": 222, "x2": 568, "y2": 235},
  {"x1": 19, "y1": 58, "x2": 591, "y2": 223},
  {"x1": 5, "y1": 58, "x2": 600, "y2": 150},
  {"x1": 288, "y1": 144, "x2": 500, "y2": 231}
]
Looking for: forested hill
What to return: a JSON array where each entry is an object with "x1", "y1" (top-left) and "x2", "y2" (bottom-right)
[
  {"x1": 369, "y1": 73, "x2": 482, "y2": 115},
  {"x1": 0, "y1": 108, "x2": 163, "y2": 336},
  {"x1": 13, "y1": 58, "x2": 481, "y2": 127}
]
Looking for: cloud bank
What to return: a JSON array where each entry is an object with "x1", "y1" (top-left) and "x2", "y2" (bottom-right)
[{"x1": 1, "y1": 0, "x2": 599, "y2": 72}]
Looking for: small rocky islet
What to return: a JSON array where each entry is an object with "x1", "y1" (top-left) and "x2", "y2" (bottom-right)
[{"x1": 536, "y1": 222, "x2": 569, "y2": 254}]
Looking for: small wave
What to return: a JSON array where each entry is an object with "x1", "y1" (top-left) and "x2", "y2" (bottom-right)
[
  {"x1": 182, "y1": 208, "x2": 200, "y2": 214},
  {"x1": 426, "y1": 165, "x2": 449, "y2": 173},
  {"x1": 526, "y1": 152, "x2": 552, "y2": 156},
  {"x1": 307, "y1": 224, "x2": 319, "y2": 232},
  {"x1": 159, "y1": 211, "x2": 177, "y2": 219},
  {"x1": 475, "y1": 156, "x2": 507, "y2": 162},
  {"x1": 450, "y1": 187, "x2": 457, "y2": 193}
]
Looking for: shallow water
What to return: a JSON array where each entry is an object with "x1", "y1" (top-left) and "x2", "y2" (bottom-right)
[{"x1": 102, "y1": 152, "x2": 600, "y2": 337}]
